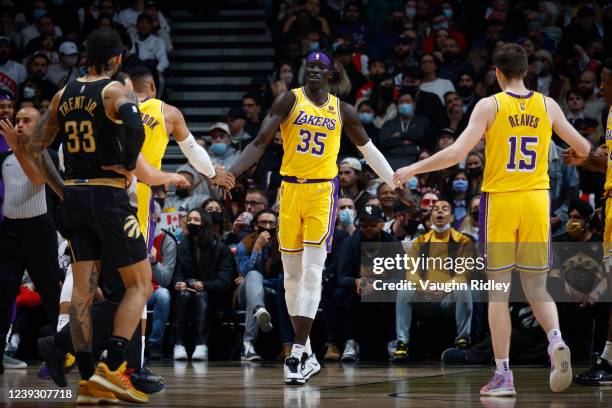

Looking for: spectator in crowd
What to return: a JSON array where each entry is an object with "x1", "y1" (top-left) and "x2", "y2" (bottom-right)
[
  {"x1": 444, "y1": 91, "x2": 466, "y2": 132},
  {"x1": 0, "y1": 8, "x2": 20, "y2": 48},
  {"x1": 388, "y1": 33, "x2": 418, "y2": 77},
  {"x1": 419, "y1": 53, "x2": 455, "y2": 104},
  {"x1": 369, "y1": 75, "x2": 397, "y2": 128},
  {"x1": 201, "y1": 198, "x2": 230, "y2": 240},
  {"x1": 235, "y1": 209, "x2": 282, "y2": 361},
  {"x1": 455, "y1": 70, "x2": 479, "y2": 113},
  {"x1": 330, "y1": 59, "x2": 352, "y2": 102},
  {"x1": 147, "y1": 204, "x2": 177, "y2": 360},
  {"x1": 0, "y1": 36, "x2": 26, "y2": 97},
  {"x1": 458, "y1": 195, "x2": 480, "y2": 241},
  {"x1": 355, "y1": 57, "x2": 387, "y2": 101},
  {"x1": 399, "y1": 66, "x2": 448, "y2": 135},
  {"x1": 435, "y1": 127, "x2": 455, "y2": 152},
  {"x1": 23, "y1": 15, "x2": 63, "y2": 57},
  {"x1": 377, "y1": 182, "x2": 396, "y2": 222},
  {"x1": 355, "y1": 98, "x2": 379, "y2": 143},
  {"x1": 565, "y1": 90, "x2": 599, "y2": 145},
  {"x1": 448, "y1": 169, "x2": 470, "y2": 228},
  {"x1": 549, "y1": 140, "x2": 579, "y2": 237},
  {"x1": 130, "y1": 13, "x2": 168, "y2": 95},
  {"x1": 437, "y1": 37, "x2": 472, "y2": 84},
  {"x1": 333, "y1": 43, "x2": 367, "y2": 98},
  {"x1": 172, "y1": 209, "x2": 235, "y2": 361},
  {"x1": 46, "y1": 41, "x2": 79, "y2": 88},
  {"x1": 465, "y1": 150, "x2": 485, "y2": 196},
  {"x1": 577, "y1": 70, "x2": 606, "y2": 122},
  {"x1": 334, "y1": 1, "x2": 369, "y2": 52},
  {"x1": 393, "y1": 199, "x2": 473, "y2": 361},
  {"x1": 336, "y1": 197, "x2": 356, "y2": 236},
  {"x1": 164, "y1": 165, "x2": 210, "y2": 213},
  {"x1": 19, "y1": 53, "x2": 58, "y2": 105},
  {"x1": 242, "y1": 93, "x2": 263, "y2": 140},
  {"x1": 384, "y1": 201, "x2": 420, "y2": 243},
  {"x1": 36, "y1": 34, "x2": 59, "y2": 64},
  {"x1": 143, "y1": 0, "x2": 172, "y2": 53},
  {"x1": 21, "y1": 6, "x2": 63, "y2": 51},
  {"x1": 282, "y1": 0, "x2": 330, "y2": 36},
  {"x1": 336, "y1": 205, "x2": 397, "y2": 361},
  {"x1": 339, "y1": 157, "x2": 370, "y2": 212},
  {"x1": 206, "y1": 122, "x2": 240, "y2": 170},
  {"x1": 271, "y1": 62, "x2": 297, "y2": 98},
  {"x1": 526, "y1": 49, "x2": 570, "y2": 110},
  {"x1": 379, "y1": 90, "x2": 430, "y2": 169},
  {"x1": 117, "y1": 0, "x2": 169, "y2": 34},
  {"x1": 226, "y1": 106, "x2": 252, "y2": 149}
]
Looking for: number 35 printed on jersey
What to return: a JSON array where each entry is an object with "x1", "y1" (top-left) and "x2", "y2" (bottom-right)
[
  {"x1": 296, "y1": 129, "x2": 327, "y2": 156},
  {"x1": 506, "y1": 135, "x2": 537, "y2": 171}
]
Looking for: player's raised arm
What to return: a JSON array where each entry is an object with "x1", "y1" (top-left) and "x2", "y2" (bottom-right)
[
  {"x1": 166, "y1": 103, "x2": 234, "y2": 189},
  {"x1": 546, "y1": 96, "x2": 591, "y2": 161},
  {"x1": 393, "y1": 97, "x2": 494, "y2": 187},
  {"x1": 229, "y1": 90, "x2": 295, "y2": 177},
  {"x1": 341, "y1": 101, "x2": 395, "y2": 188}
]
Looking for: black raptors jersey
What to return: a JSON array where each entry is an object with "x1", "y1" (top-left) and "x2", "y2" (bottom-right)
[{"x1": 58, "y1": 78, "x2": 124, "y2": 180}]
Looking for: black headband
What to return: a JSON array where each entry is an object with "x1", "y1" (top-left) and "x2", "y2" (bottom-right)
[{"x1": 86, "y1": 46, "x2": 122, "y2": 58}]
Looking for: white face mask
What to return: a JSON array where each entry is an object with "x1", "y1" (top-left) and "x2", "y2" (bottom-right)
[
  {"x1": 431, "y1": 223, "x2": 451, "y2": 233},
  {"x1": 23, "y1": 86, "x2": 36, "y2": 98}
]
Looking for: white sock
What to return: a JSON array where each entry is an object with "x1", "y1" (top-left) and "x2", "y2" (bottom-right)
[
  {"x1": 304, "y1": 337, "x2": 312, "y2": 356},
  {"x1": 495, "y1": 358, "x2": 510, "y2": 374},
  {"x1": 547, "y1": 329, "x2": 562, "y2": 343},
  {"x1": 57, "y1": 314, "x2": 69, "y2": 332},
  {"x1": 290, "y1": 344, "x2": 304, "y2": 360},
  {"x1": 601, "y1": 341, "x2": 612, "y2": 362},
  {"x1": 141, "y1": 336, "x2": 146, "y2": 369}
]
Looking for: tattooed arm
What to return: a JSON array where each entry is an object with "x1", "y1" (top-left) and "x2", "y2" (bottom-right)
[{"x1": 25, "y1": 89, "x2": 65, "y2": 199}]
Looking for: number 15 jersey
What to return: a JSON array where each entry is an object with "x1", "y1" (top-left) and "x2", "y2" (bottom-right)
[
  {"x1": 481, "y1": 91, "x2": 551, "y2": 193},
  {"x1": 279, "y1": 87, "x2": 342, "y2": 180}
]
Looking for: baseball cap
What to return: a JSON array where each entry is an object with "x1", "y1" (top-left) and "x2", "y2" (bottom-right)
[
  {"x1": 209, "y1": 122, "x2": 230, "y2": 136},
  {"x1": 59, "y1": 41, "x2": 78, "y2": 55},
  {"x1": 534, "y1": 49, "x2": 553, "y2": 65},
  {"x1": 358, "y1": 204, "x2": 384, "y2": 222},
  {"x1": 340, "y1": 157, "x2": 362, "y2": 172},
  {"x1": 0, "y1": 36, "x2": 10, "y2": 43},
  {"x1": 438, "y1": 128, "x2": 456, "y2": 138}
]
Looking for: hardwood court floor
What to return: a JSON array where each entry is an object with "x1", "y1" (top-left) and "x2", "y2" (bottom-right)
[{"x1": 2, "y1": 362, "x2": 611, "y2": 407}]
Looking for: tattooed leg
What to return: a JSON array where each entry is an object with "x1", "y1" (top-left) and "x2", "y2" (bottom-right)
[{"x1": 69, "y1": 260, "x2": 101, "y2": 353}]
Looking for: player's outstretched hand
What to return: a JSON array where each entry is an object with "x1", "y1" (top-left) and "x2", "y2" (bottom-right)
[
  {"x1": 561, "y1": 148, "x2": 586, "y2": 166},
  {"x1": 0, "y1": 119, "x2": 18, "y2": 150},
  {"x1": 168, "y1": 173, "x2": 191, "y2": 189},
  {"x1": 393, "y1": 165, "x2": 415, "y2": 188},
  {"x1": 211, "y1": 165, "x2": 235, "y2": 189},
  {"x1": 101, "y1": 164, "x2": 135, "y2": 187}
]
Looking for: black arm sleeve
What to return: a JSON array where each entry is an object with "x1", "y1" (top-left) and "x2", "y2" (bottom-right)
[{"x1": 117, "y1": 103, "x2": 145, "y2": 170}]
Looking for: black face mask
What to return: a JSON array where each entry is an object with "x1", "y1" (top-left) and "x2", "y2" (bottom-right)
[
  {"x1": 471, "y1": 210, "x2": 480, "y2": 223},
  {"x1": 466, "y1": 167, "x2": 483, "y2": 178},
  {"x1": 175, "y1": 188, "x2": 190, "y2": 199},
  {"x1": 402, "y1": 219, "x2": 420, "y2": 235},
  {"x1": 270, "y1": 143, "x2": 283, "y2": 156},
  {"x1": 456, "y1": 85, "x2": 473, "y2": 97},
  {"x1": 258, "y1": 227, "x2": 277, "y2": 237},
  {"x1": 187, "y1": 223, "x2": 202, "y2": 237},
  {"x1": 154, "y1": 197, "x2": 165, "y2": 209},
  {"x1": 209, "y1": 211, "x2": 224, "y2": 225}
]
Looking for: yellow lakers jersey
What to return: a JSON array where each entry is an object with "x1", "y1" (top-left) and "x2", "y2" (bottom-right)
[
  {"x1": 604, "y1": 106, "x2": 612, "y2": 191},
  {"x1": 481, "y1": 91, "x2": 551, "y2": 192},
  {"x1": 136, "y1": 97, "x2": 169, "y2": 243},
  {"x1": 279, "y1": 87, "x2": 342, "y2": 179}
]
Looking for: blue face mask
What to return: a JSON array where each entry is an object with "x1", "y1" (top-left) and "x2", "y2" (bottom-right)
[
  {"x1": 432, "y1": 22, "x2": 449, "y2": 30},
  {"x1": 398, "y1": 103, "x2": 414, "y2": 117},
  {"x1": 309, "y1": 41, "x2": 320, "y2": 52},
  {"x1": 408, "y1": 176, "x2": 418, "y2": 191},
  {"x1": 442, "y1": 9, "x2": 453, "y2": 19},
  {"x1": 452, "y1": 179, "x2": 469, "y2": 193},
  {"x1": 210, "y1": 143, "x2": 228, "y2": 156},
  {"x1": 359, "y1": 112, "x2": 374, "y2": 124},
  {"x1": 338, "y1": 209, "x2": 355, "y2": 227},
  {"x1": 33, "y1": 9, "x2": 47, "y2": 20}
]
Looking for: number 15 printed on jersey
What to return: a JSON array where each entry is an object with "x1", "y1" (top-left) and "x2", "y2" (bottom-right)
[{"x1": 506, "y1": 135, "x2": 537, "y2": 172}]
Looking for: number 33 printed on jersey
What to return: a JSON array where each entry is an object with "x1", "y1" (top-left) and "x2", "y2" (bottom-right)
[
  {"x1": 506, "y1": 135, "x2": 537, "y2": 172},
  {"x1": 65, "y1": 120, "x2": 95, "y2": 153},
  {"x1": 296, "y1": 129, "x2": 327, "y2": 156}
]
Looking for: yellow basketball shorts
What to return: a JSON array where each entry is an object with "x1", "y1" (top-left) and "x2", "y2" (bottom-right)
[
  {"x1": 480, "y1": 190, "x2": 551, "y2": 273},
  {"x1": 604, "y1": 197, "x2": 612, "y2": 259},
  {"x1": 136, "y1": 182, "x2": 155, "y2": 253},
  {"x1": 278, "y1": 177, "x2": 339, "y2": 253}
]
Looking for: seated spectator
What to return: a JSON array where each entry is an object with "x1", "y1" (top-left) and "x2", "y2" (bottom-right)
[
  {"x1": 36, "y1": 34, "x2": 59, "y2": 64},
  {"x1": 419, "y1": 53, "x2": 455, "y2": 104},
  {"x1": 339, "y1": 157, "x2": 370, "y2": 211},
  {"x1": 336, "y1": 197, "x2": 357, "y2": 236},
  {"x1": 226, "y1": 106, "x2": 252, "y2": 150},
  {"x1": 393, "y1": 199, "x2": 473, "y2": 361},
  {"x1": 46, "y1": 41, "x2": 79, "y2": 88},
  {"x1": 333, "y1": 42, "x2": 367, "y2": 97},
  {"x1": 201, "y1": 198, "x2": 229, "y2": 241},
  {"x1": 143, "y1": 0, "x2": 172, "y2": 53},
  {"x1": 79, "y1": 0, "x2": 120, "y2": 36},
  {"x1": 334, "y1": 1, "x2": 369, "y2": 52},
  {"x1": 549, "y1": 140, "x2": 579, "y2": 237},
  {"x1": 356, "y1": 99, "x2": 379, "y2": 143},
  {"x1": 0, "y1": 36, "x2": 27, "y2": 97},
  {"x1": 19, "y1": 53, "x2": 58, "y2": 105},
  {"x1": 435, "y1": 127, "x2": 455, "y2": 152},
  {"x1": 242, "y1": 93, "x2": 263, "y2": 141},
  {"x1": 448, "y1": 169, "x2": 470, "y2": 228},
  {"x1": 368, "y1": 76, "x2": 398, "y2": 129},
  {"x1": 235, "y1": 209, "x2": 284, "y2": 361},
  {"x1": 444, "y1": 91, "x2": 467, "y2": 132},
  {"x1": 354, "y1": 57, "x2": 388, "y2": 101},
  {"x1": 271, "y1": 61, "x2": 297, "y2": 99},
  {"x1": 336, "y1": 205, "x2": 397, "y2": 361},
  {"x1": 437, "y1": 37, "x2": 473, "y2": 84},
  {"x1": 282, "y1": 0, "x2": 330, "y2": 36},
  {"x1": 387, "y1": 33, "x2": 418, "y2": 77},
  {"x1": 163, "y1": 165, "x2": 210, "y2": 213},
  {"x1": 378, "y1": 90, "x2": 430, "y2": 169},
  {"x1": 576, "y1": 70, "x2": 606, "y2": 122},
  {"x1": 147, "y1": 204, "x2": 177, "y2": 360},
  {"x1": 117, "y1": 0, "x2": 169, "y2": 34},
  {"x1": 465, "y1": 150, "x2": 485, "y2": 196},
  {"x1": 377, "y1": 182, "x2": 397, "y2": 222},
  {"x1": 206, "y1": 122, "x2": 240, "y2": 169},
  {"x1": 422, "y1": 25, "x2": 467, "y2": 57},
  {"x1": 21, "y1": 6, "x2": 63, "y2": 51},
  {"x1": 455, "y1": 71, "x2": 480, "y2": 114},
  {"x1": 130, "y1": 13, "x2": 168, "y2": 95},
  {"x1": 398, "y1": 66, "x2": 448, "y2": 134},
  {"x1": 330, "y1": 59, "x2": 352, "y2": 102},
  {"x1": 525, "y1": 49, "x2": 570, "y2": 110},
  {"x1": 458, "y1": 196, "x2": 480, "y2": 241},
  {"x1": 172, "y1": 209, "x2": 236, "y2": 361},
  {"x1": 565, "y1": 90, "x2": 599, "y2": 145},
  {"x1": 223, "y1": 189, "x2": 267, "y2": 246},
  {"x1": 384, "y1": 201, "x2": 420, "y2": 243},
  {"x1": 0, "y1": 8, "x2": 21, "y2": 48}
]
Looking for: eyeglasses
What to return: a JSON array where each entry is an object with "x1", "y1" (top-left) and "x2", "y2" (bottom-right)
[{"x1": 245, "y1": 200, "x2": 266, "y2": 207}]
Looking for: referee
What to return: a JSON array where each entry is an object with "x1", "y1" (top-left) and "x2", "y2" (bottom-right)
[{"x1": 0, "y1": 107, "x2": 61, "y2": 373}]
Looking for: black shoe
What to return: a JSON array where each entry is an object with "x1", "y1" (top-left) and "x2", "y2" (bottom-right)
[
  {"x1": 129, "y1": 367, "x2": 166, "y2": 394},
  {"x1": 37, "y1": 336, "x2": 67, "y2": 387},
  {"x1": 442, "y1": 347, "x2": 468, "y2": 364},
  {"x1": 574, "y1": 358, "x2": 612, "y2": 386},
  {"x1": 392, "y1": 341, "x2": 408, "y2": 362},
  {"x1": 148, "y1": 344, "x2": 163, "y2": 361}
]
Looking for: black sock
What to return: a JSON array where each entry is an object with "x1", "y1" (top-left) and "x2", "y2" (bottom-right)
[
  {"x1": 106, "y1": 336, "x2": 130, "y2": 371},
  {"x1": 75, "y1": 352, "x2": 95, "y2": 380},
  {"x1": 53, "y1": 327, "x2": 75, "y2": 354}
]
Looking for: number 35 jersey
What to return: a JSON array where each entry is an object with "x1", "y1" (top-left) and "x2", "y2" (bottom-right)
[
  {"x1": 279, "y1": 87, "x2": 342, "y2": 180},
  {"x1": 58, "y1": 78, "x2": 125, "y2": 180},
  {"x1": 481, "y1": 91, "x2": 551, "y2": 193}
]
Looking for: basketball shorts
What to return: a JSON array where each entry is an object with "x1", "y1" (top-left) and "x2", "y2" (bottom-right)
[
  {"x1": 604, "y1": 197, "x2": 612, "y2": 260},
  {"x1": 278, "y1": 177, "x2": 339, "y2": 253},
  {"x1": 62, "y1": 185, "x2": 147, "y2": 269},
  {"x1": 480, "y1": 190, "x2": 550, "y2": 273},
  {"x1": 136, "y1": 182, "x2": 156, "y2": 253}
]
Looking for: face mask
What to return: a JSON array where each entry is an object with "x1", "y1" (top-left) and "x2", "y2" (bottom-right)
[
  {"x1": 566, "y1": 220, "x2": 585, "y2": 239},
  {"x1": 398, "y1": 103, "x2": 414, "y2": 117},
  {"x1": 402, "y1": 219, "x2": 419, "y2": 235},
  {"x1": 456, "y1": 85, "x2": 472, "y2": 97},
  {"x1": 187, "y1": 223, "x2": 202, "y2": 237},
  {"x1": 64, "y1": 55, "x2": 78, "y2": 67},
  {"x1": 23, "y1": 86, "x2": 36, "y2": 98},
  {"x1": 452, "y1": 179, "x2": 469, "y2": 193},
  {"x1": 432, "y1": 22, "x2": 449, "y2": 30},
  {"x1": 408, "y1": 176, "x2": 418, "y2": 191},
  {"x1": 533, "y1": 60, "x2": 543, "y2": 76},
  {"x1": 210, "y1": 142, "x2": 228, "y2": 156},
  {"x1": 309, "y1": 41, "x2": 320, "y2": 52},
  {"x1": 280, "y1": 72, "x2": 293, "y2": 85},
  {"x1": 209, "y1": 211, "x2": 224, "y2": 225},
  {"x1": 405, "y1": 7, "x2": 416, "y2": 18},
  {"x1": 442, "y1": 9, "x2": 453, "y2": 19},
  {"x1": 33, "y1": 9, "x2": 46, "y2": 20},
  {"x1": 470, "y1": 210, "x2": 479, "y2": 222},
  {"x1": 175, "y1": 187, "x2": 190, "y2": 198},
  {"x1": 270, "y1": 143, "x2": 283, "y2": 155},
  {"x1": 332, "y1": 41, "x2": 342, "y2": 51},
  {"x1": 431, "y1": 223, "x2": 451, "y2": 233},
  {"x1": 466, "y1": 167, "x2": 482, "y2": 178},
  {"x1": 258, "y1": 227, "x2": 277, "y2": 237},
  {"x1": 154, "y1": 197, "x2": 165, "y2": 209},
  {"x1": 338, "y1": 209, "x2": 355, "y2": 227},
  {"x1": 359, "y1": 112, "x2": 374, "y2": 124}
]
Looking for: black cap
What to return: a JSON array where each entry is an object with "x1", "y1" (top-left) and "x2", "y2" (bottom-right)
[
  {"x1": 568, "y1": 199, "x2": 593, "y2": 220},
  {"x1": 438, "y1": 128, "x2": 456, "y2": 138},
  {"x1": 358, "y1": 204, "x2": 384, "y2": 222},
  {"x1": 334, "y1": 43, "x2": 353, "y2": 56}
]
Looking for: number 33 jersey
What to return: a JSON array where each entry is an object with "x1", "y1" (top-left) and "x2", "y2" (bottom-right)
[
  {"x1": 58, "y1": 78, "x2": 126, "y2": 180},
  {"x1": 279, "y1": 87, "x2": 343, "y2": 180},
  {"x1": 481, "y1": 91, "x2": 551, "y2": 193}
]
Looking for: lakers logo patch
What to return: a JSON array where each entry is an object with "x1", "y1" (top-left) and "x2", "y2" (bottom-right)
[{"x1": 124, "y1": 215, "x2": 141, "y2": 239}]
